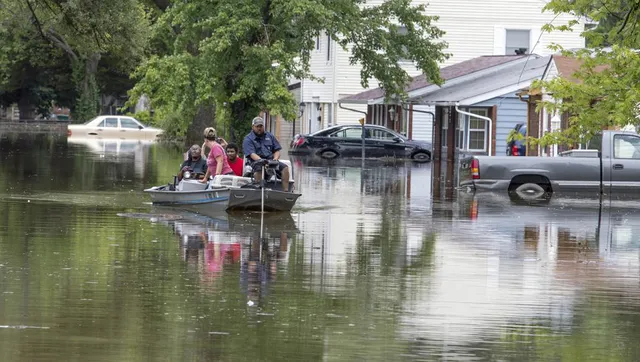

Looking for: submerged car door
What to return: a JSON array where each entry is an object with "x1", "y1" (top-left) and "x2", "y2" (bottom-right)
[
  {"x1": 119, "y1": 117, "x2": 144, "y2": 139},
  {"x1": 609, "y1": 133, "x2": 640, "y2": 194},
  {"x1": 97, "y1": 117, "x2": 119, "y2": 138},
  {"x1": 328, "y1": 127, "x2": 366, "y2": 157},
  {"x1": 368, "y1": 128, "x2": 407, "y2": 157}
]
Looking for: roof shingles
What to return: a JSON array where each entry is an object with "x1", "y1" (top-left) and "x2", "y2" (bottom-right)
[{"x1": 340, "y1": 55, "x2": 527, "y2": 102}]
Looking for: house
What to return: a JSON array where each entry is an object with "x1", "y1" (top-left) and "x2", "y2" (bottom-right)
[
  {"x1": 518, "y1": 54, "x2": 609, "y2": 157},
  {"x1": 283, "y1": 0, "x2": 586, "y2": 146},
  {"x1": 340, "y1": 54, "x2": 554, "y2": 195}
]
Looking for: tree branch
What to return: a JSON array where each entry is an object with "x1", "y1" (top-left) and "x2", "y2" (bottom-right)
[
  {"x1": 46, "y1": 27, "x2": 78, "y2": 60},
  {"x1": 617, "y1": 2, "x2": 639, "y2": 35},
  {"x1": 24, "y1": 0, "x2": 48, "y2": 41}
]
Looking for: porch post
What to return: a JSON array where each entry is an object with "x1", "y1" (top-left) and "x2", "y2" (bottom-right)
[
  {"x1": 432, "y1": 106, "x2": 442, "y2": 199},
  {"x1": 445, "y1": 106, "x2": 457, "y2": 193},
  {"x1": 490, "y1": 105, "x2": 497, "y2": 156}
]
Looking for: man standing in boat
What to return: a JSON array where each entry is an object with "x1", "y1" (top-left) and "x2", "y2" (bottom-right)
[{"x1": 242, "y1": 117, "x2": 290, "y2": 192}]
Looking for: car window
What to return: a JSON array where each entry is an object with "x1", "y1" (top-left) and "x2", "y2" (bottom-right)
[
  {"x1": 368, "y1": 128, "x2": 397, "y2": 140},
  {"x1": 330, "y1": 128, "x2": 362, "y2": 138},
  {"x1": 614, "y1": 134, "x2": 640, "y2": 159},
  {"x1": 98, "y1": 118, "x2": 118, "y2": 128},
  {"x1": 120, "y1": 118, "x2": 141, "y2": 129}
]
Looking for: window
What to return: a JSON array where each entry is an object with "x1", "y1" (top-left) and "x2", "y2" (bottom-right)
[
  {"x1": 120, "y1": 118, "x2": 141, "y2": 129},
  {"x1": 98, "y1": 117, "x2": 118, "y2": 128},
  {"x1": 506, "y1": 29, "x2": 530, "y2": 55},
  {"x1": 614, "y1": 135, "x2": 640, "y2": 159},
  {"x1": 467, "y1": 108, "x2": 488, "y2": 152},
  {"x1": 368, "y1": 128, "x2": 397, "y2": 140},
  {"x1": 327, "y1": 35, "x2": 331, "y2": 61},
  {"x1": 331, "y1": 128, "x2": 362, "y2": 138},
  {"x1": 316, "y1": 36, "x2": 320, "y2": 51}
]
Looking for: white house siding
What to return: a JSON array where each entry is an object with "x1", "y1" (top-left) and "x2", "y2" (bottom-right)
[
  {"x1": 474, "y1": 93, "x2": 528, "y2": 155},
  {"x1": 292, "y1": 0, "x2": 585, "y2": 127},
  {"x1": 410, "y1": 105, "x2": 435, "y2": 142}
]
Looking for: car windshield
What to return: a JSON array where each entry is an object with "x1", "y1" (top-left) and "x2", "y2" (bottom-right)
[
  {"x1": 310, "y1": 126, "x2": 343, "y2": 136},
  {"x1": 83, "y1": 116, "x2": 101, "y2": 125}
]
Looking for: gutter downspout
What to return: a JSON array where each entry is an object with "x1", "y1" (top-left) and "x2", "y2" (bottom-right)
[
  {"x1": 455, "y1": 103, "x2": 493, "y2": 156},
  {"x1": 332, "y1": 40, "x2": 337, "y2": 127},
  {"x1": 403, "y1": 105, "x2": 435, "y2": 141}
]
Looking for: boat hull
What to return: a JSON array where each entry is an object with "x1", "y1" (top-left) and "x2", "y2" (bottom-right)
[
  {"x1": 144, "y1": 186, "x2": 231, "y2": 209},
  {"x1": 226, "y1": 188, "x2": 301, "y2": 212}
]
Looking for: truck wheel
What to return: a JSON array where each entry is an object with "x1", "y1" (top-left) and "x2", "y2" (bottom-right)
[
  {"x1": 513, "y1": 183, "x2": 546, "y2": 200},
  {"x1": 320, "y1": 150, "x2": 339, "y2": 159},
  {"x1": 411, "y1": 152, "x2": 431, "y2": 163}
]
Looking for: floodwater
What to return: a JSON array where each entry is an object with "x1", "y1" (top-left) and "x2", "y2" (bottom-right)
[{"x1": 1, "y1": 133, "x2": 640, "y2": 361}]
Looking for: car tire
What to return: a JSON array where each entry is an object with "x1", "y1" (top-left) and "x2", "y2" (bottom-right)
[
  {"x1": 513, "y1": 183, "x2": 546, "y2": 200},
  {"x1": 320, "y1": 150, "x2": 339, "y2": 159},
  {"x1": 411, "y1": 152, "x2": 431, "y2": 163}
]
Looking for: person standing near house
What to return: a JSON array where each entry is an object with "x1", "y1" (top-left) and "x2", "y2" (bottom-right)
[
  {"x1": 225, "y1": 143, "x2": 244, "y2": 176},
  {"x1": 242, "y1": 116, "x2": 290, "y2": 192},
  {"x1": 200, "y1": 127, "x2": 234, "y2": 183}
]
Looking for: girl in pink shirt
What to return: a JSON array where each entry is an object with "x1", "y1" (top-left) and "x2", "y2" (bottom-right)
[{"x1": 200, "y1": 127, "x2": 234, "y2": 183}]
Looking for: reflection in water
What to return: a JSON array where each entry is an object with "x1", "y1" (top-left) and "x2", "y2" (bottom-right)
[{"x1": 2, "y1": 133, "x2": 640, "y2": 360}]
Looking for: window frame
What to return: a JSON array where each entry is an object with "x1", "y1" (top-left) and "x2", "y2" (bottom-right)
[
  {"x1": 613, "y1": 134, "x2": 640, "y2": 159},
  {"x1": 505, "y1": 29, "x2": 531, "y2": 55},
  {"x1": 466, "y1": 108, "x2": 489, "y2": 152}
]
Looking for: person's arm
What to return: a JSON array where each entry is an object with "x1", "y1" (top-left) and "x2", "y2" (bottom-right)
[
  {"x1": 242, "y1": 136, "x2": 262, "y2": 161},
  {"x1": 200, "y1": 168, "x2": 211, "y2": 183},
  {"x1": 178, "y1": 161, "x2": 188, "y2": 181},
  {"x1": 215, "y1": 155, "x2": 224, "y2": 175},
  {"x1": 273, "y1": 150, "x2": 280, "y2": 161},
  {"x1": 218, "y1": 137, "x2": 228, "y2": 148}
]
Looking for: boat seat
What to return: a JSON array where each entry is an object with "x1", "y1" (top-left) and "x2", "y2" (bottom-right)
[
  {"x1": 177, "y1": 179, "x2": 208, "y2": 191},
  {"x1": 211, "y1": 175, "x2": 253, "y2": 188}
]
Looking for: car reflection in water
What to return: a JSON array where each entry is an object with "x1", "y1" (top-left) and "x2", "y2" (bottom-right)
[{"x1": 67, "y1": 137, "x2": 154, "y2": 178}]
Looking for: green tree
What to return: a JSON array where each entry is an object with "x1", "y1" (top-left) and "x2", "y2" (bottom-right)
[
  {"x1": 127, "y1": 0, "x2": 449, "y2": 140},
  {"x1": 0, "y1": 0, "x2": 150, "y2": 121},
  {"x1": 532, "y1": 0, "x2": 640, "y2": 146}
]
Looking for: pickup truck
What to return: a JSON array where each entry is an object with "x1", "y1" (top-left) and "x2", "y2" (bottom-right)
[{"x1": 459, "y1": 130, "x2": 640, "y2": 198}]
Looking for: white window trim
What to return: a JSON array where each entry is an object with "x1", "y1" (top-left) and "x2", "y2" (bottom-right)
[
  {"x1": 466, "y1": 108, "x2": 489, "y2": 152},
  {"x1": 493, "y1": 26, "x2": 541, "y2": 55}
]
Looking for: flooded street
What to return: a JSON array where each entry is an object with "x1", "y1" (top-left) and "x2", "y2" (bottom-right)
[{"x1": 2, "y1": 133, "x2": 640, "y2": 361}]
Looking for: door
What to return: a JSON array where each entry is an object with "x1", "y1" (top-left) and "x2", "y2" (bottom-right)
[
  {"x1": 327, "y1": 127, "x2": 367, "y2": 158},
  {"x1": 119, "y1": 117, "x2": 144, "y2": 139},
  {"x1": 96, "y1": 117, "x2": 119, "y2": 138},
  {"x1": 367, "y1": 127, "x2": 407, "y2": 158},
  {"x1": 609, "y1": 133, "x2": 640, "y2": 194}
]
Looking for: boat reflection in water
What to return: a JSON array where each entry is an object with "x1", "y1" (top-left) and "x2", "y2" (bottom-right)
[{"x1": 120, "y1": 207, "x2": 299, "y2": 302}]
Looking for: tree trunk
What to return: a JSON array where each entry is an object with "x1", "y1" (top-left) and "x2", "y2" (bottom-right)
[
  {"x1": 72, "y1": 53, "x2": 102, "y2": 122},
  {"x1": 18, "y1": 89, "x2": 36, "y2": 120},
  {"x1": 185, "y1": 103, "x2": 216, "y2": 147}
]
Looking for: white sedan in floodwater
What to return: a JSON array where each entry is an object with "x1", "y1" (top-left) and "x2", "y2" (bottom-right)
[{"x1": 67, "y1": 115, "x2": 163, "y2": 140}]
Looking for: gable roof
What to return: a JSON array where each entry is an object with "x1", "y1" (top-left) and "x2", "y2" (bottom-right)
[
  {"x1": 339, "y1": 55, "x2": 528, "y2": 103},
  {"x1": 411, "y1": 55, "x2": 551, "y2": 105},
  {"x1": 552, "y1": 55, "x2": 608, "y2": 83}
]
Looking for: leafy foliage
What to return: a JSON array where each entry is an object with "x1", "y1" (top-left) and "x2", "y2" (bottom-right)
[
  {"x1": 0, "y1": 0, "x2": 150, "y2": 120},
  {"x1": 532, "y1": 0, "x2": 640, "y2": 146},
  {"x1": 127, "y1": 0, "x2": 449, "y2": 140}
]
